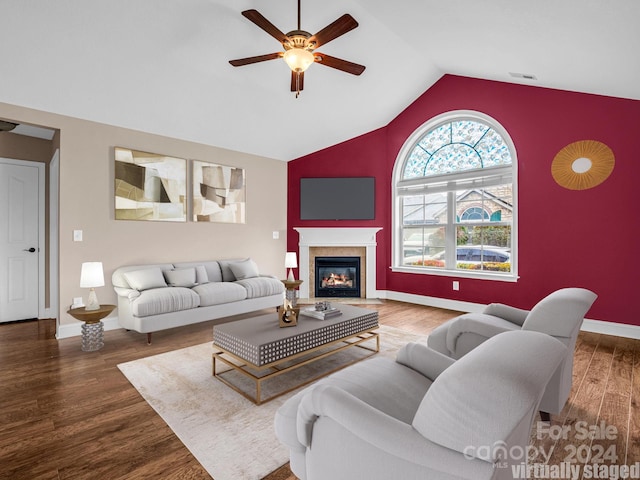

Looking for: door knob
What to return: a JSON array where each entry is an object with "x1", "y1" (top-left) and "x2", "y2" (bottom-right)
[{"x1": 23, "y1": 247, "x2": 36, "y2": 253}]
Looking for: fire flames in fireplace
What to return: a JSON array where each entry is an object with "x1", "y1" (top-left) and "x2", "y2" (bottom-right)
[{"x1": 321, "y1": 272, "x2": 354, "y2": 288}]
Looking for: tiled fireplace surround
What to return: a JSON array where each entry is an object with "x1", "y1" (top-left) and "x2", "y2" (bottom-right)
[{"x1": 294, "y1": 228, "x2": 382, "y2": 299}]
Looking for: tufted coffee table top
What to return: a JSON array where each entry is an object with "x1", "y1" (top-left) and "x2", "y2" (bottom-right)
[{"x1": 213, "y1": 304, "x2": 379, "y2": 367}]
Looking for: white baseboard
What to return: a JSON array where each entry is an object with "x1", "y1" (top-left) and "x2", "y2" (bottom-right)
[
  {"x1": 56, "y1": 316, "x2": 122, "y2": 339},
  {"x1": 379, "y1": 290, "x2": 485, "y2": 314},
  {"x1": 378, "y1": 290, "x2": 640, "y2": 340},
  {"x1": 581, "y1": 318, "x2": 640, "y2": 340}
]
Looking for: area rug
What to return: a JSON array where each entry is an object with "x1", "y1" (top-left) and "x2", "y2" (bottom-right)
[{"x1": 117, "y1": 325, "x2": 426, "y2": 480}]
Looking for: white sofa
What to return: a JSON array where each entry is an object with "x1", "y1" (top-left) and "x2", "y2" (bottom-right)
[{"x1": 112, "y1": 258, "x2": 285, "y2": 343}]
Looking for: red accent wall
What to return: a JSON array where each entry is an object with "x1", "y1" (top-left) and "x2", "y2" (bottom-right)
[{"x1": 288, "y1": 75, "x2": 639, "y2": 325}]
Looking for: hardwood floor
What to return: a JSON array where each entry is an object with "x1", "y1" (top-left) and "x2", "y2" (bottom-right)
[{"x1": 1, "y1": 301, "x2": 638, "y2": 479}]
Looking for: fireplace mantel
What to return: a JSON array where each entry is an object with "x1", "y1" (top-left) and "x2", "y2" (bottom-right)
[{"x1": 294, "y1": 227, "x2": 382, "y2": 299}]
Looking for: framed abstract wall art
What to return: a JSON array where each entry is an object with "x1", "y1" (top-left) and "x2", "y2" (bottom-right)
[
  {"x1": 114, "y1": 147, "x2": 187, "y2": 221},
  {"x1": 192, "y1": 160, "x2": 246, "y2": 223}
]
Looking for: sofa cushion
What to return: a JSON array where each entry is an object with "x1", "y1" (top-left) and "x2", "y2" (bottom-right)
[
  {"x1": 124, "y1": 267, "x2": 167, "y2": 291},
  {"x1": 112, "y1": 264, "x2": 174, "y2": 289},
  {"x1": 228, "y1": 258, "x2": 260, "y2": 280},
  {"x1": 195, "y1": 265, "x2": 209, "y2": 284},
  {"x1": 235, "y1": 277, "x2": 284, "y2": 298},
  {"x1": 130, "y1": 287, "x2": 200, "y2": 317},
  {"x1": 192, "y1": 281, "x2": 247, "y2": 306},
  {"x1": 173, "y1": 261, "x2": 222, "y2": 283},
  {"x1": 164, "y1": 267, "x2": 197, "y2": 288},
  {"x1": 218, "y1": 259, "x2": 245, "y2": 282}
]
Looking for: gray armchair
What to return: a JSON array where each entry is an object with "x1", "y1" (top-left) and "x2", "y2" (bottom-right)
[
  {"x1": 275, "y1": 330, "x2": 566, "y2": 480},
  {"x1": 427, "y1": 287, "x2": 597, "y2": 416}
]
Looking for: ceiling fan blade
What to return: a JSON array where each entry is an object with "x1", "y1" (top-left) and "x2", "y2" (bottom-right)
[
  {"x1": 241, "y1": 10, "x2": 288, "y2": 44},
  {"x1": 314, "y1": 53, "x2": 365, "y2": 75},
  {"x1": 229, "y1": 53, "x2": 282, "y2": 67},
  {"x1": 309, "y1": 14, "x2": 358, "y2": 49},
  {"x1": 291, "y1": 71, "x2": 304, "y2": 93}
]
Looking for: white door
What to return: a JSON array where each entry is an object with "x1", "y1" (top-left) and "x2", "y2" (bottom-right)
[{"x1": 0, "y1": 160, "x2": 40, "y2": 322}]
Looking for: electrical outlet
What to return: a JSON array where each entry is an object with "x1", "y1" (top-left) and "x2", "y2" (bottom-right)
[
  {"x1": 73, "y1": 230, "x2": 83, "y2": 242},
  {"x1": 272, "y1": 231, "x2": 279, "y2": 239},
  {"x1": 452, "y1": 281, "x2": 460, "y2": 291}
]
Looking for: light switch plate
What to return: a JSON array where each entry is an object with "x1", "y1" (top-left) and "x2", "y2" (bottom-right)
[{"x1": 73, "y1": 230, "x2": 83, "y2": 242}]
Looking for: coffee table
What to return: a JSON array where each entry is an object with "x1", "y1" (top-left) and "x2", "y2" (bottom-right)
[{"x1": 212, "y1": 304, "x2": 379, "y2": 404}]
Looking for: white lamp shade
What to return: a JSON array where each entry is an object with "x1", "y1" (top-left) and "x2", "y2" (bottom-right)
[
  {"x1": 285, "y1": 252, "x2": 298, "y2": 268},
  {"x1": 80, "y1": 262, "x2": 105, "y2": 288}
]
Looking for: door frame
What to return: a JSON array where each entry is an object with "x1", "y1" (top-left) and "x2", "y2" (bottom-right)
[
  {"x1": 49, "y1": 149, "x2": 59, "y2": 324},
  {"x1": 0, "y1": 157, "x2": 46, "y2": 319}
]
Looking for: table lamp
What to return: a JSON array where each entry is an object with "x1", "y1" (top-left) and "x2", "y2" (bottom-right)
[
  {"x1": 285, "y1": 252, "x2": 297, "y2": 281},
  {"x1": 80, "y1": 262, "x2": 104, "y2": 311}
]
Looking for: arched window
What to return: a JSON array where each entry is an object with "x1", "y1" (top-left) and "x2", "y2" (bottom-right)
[
  {"x1": 461, "y1": 207, "x2": 489, "y2": 221},
  {"x1": 392, "y1": 111, "x2": 517, "y2": 280}
]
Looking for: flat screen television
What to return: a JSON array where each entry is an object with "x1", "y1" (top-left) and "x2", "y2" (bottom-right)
[{"x1": 300, "y1": 177, "x2": 375, "y2": 220}]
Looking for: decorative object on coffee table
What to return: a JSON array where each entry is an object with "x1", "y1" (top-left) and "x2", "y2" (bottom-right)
[
  {"x1": 281, "y1": 279, "x2": 303, "y2": 327},
  {"x1": 67, "y1": 304, "x2": 116, "y2": 352},
  {"x1": 301, "y1": 301, "x2": 342, "y2": 320},
  {"x1": 80, "y1": 261, "x2": 105, "y2": 311},
  {"x1": 279, "y1": 302, "x2": 298, "y2": 327}
]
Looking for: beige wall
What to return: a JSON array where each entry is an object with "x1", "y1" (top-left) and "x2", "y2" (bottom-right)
[{"x1": 0, "y1": 102, "x2": 288, "y2": 327}]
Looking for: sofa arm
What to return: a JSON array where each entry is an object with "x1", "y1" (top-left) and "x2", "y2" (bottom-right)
[
  {"x1": 396, "y1": 343, "x2": 455, "y2": 381},
  {"x1": 482, "y1": 303, "x2": 529, "y2": 326},
  {"x1": 114, "y1": 286, "x2": 140, "y2": 300},
  {"x1": 296, "y1": 384, "x2": 491, "y2": 478}
]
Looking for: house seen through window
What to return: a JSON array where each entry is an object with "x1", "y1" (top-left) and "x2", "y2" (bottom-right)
[{"x1": 393, "y1": 111, "x2": 517, "y2": 280}]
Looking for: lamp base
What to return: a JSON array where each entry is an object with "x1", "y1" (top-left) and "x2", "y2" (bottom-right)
[
  {"x1": 85, "y1": 288, "x2": 100, "y2": 311},
  {"x1": 287, "y1": 269, "x2": 295, "y2": 282}
]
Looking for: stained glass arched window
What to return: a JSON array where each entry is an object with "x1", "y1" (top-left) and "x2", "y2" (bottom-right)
[
  {"x1": 402, "y1": 120, "x2": 512, "y2": 179},
  {"x1": 393, "y1": 112, "x2": 517, "y2": 280}
]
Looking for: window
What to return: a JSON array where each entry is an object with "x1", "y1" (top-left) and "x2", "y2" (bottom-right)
[{"x1": 392, "y1": 111, "x2": 517, "y2": 280}]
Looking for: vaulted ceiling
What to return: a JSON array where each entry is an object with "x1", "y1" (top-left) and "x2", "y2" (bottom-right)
[{"x1": 1, "y1": 0, "x2": 638, "y2": 161}]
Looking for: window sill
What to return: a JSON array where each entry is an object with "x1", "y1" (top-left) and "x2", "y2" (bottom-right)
[{"x1": 391, "y1": 265, "x2": 519, "y2": 283}]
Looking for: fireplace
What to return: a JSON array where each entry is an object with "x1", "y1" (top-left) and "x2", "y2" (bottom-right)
[{"x1": 315, "y1": 256, "x2": 361, "y2": 298}]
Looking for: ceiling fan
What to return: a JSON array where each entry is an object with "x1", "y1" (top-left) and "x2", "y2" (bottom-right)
[{"x1": 229, "y1": 0, "x2": 366, "y2": 97}]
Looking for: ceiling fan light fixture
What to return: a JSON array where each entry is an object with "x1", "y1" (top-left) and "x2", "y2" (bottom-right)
[{"x1": 283, "y1": 48, "x2": 314, "y2": 72}]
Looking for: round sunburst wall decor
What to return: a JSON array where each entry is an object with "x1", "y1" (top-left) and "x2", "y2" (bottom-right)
[{"x1": 551, "y1": 140, "x2": 615, "y2": 190}]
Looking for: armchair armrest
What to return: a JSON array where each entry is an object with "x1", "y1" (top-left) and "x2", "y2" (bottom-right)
[
  {"x1": 482, "y1": 303, "x2": 529, "y2": 326},
  {"x1": 445, "y1": 313, "x2": 517, "y2": 354},
  {"x1": 296, "y1": 384, "x2": 492, "y2": 478},
  {"x1": 396, "y1": 343, "x2": 455, "y2": 381}
]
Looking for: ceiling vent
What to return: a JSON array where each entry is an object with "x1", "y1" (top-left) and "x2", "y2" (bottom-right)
[{"x1": 509, "y1": 72, "x2": 537, "y2": 80}]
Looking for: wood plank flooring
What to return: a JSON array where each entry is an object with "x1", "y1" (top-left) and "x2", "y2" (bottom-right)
[{"x1": 0, "y1": 300, "x2": 638, "y2": 479}]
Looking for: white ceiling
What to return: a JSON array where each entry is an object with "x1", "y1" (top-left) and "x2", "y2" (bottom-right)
[{"x1": 1, "y1": 0, "x2": 638, "y2": 161}]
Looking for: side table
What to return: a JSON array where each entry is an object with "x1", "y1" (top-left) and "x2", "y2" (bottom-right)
[{"x1": 67, "y1": 304, "x2": 116, "y2": 352}]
